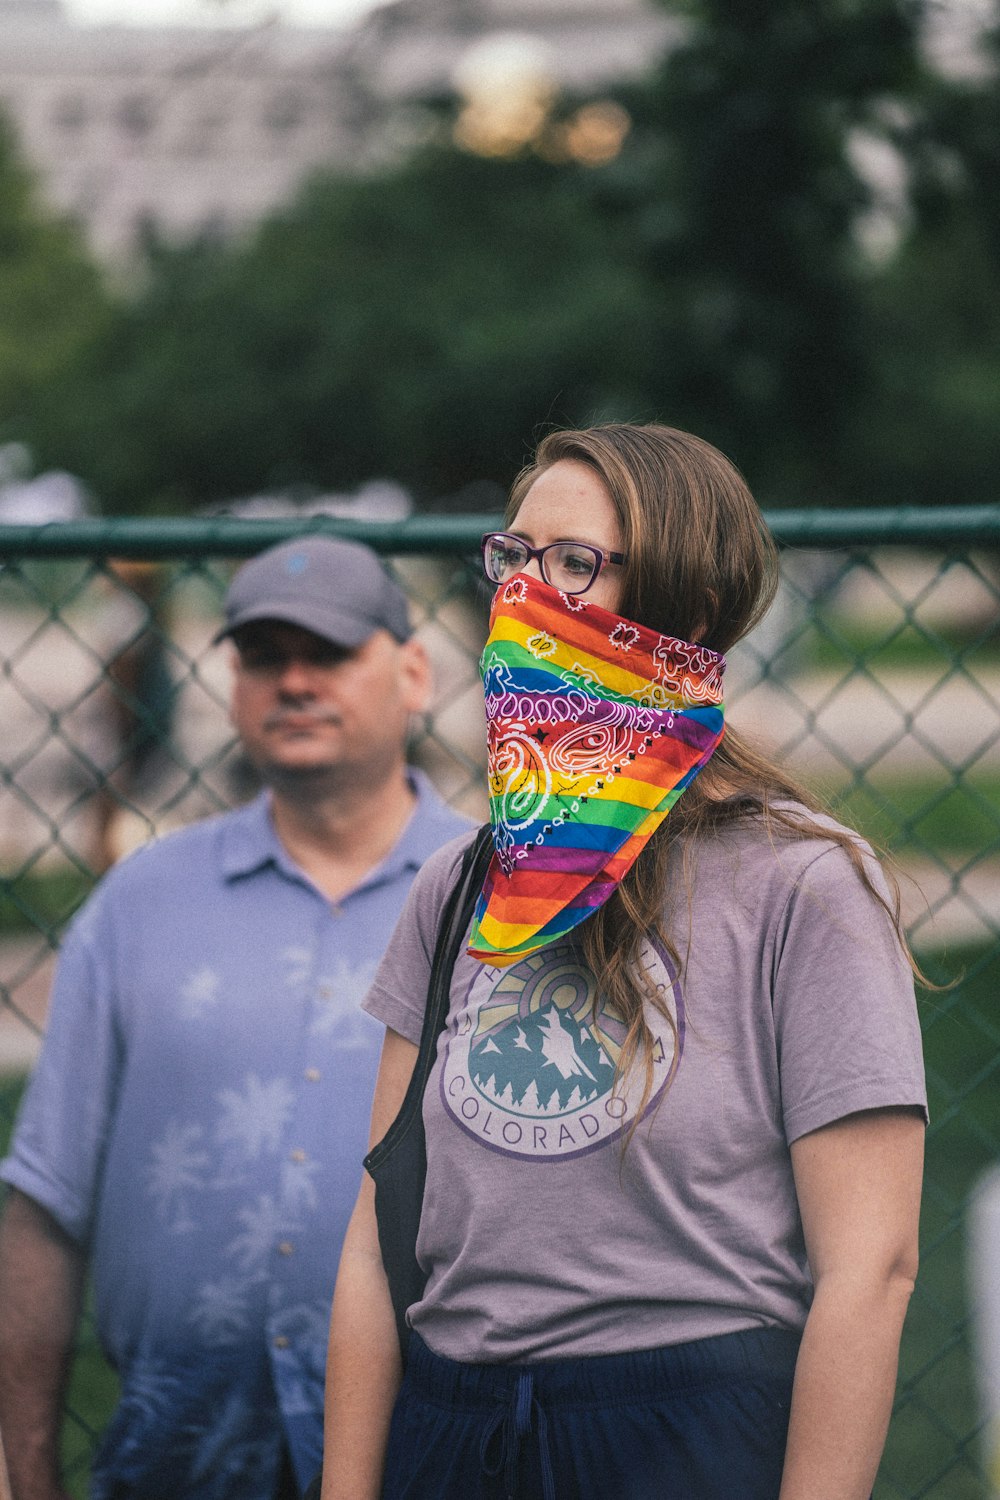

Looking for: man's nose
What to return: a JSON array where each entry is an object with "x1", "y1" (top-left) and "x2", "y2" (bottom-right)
[{"x1": 275, "y1": 657, "x2": 317, "y2": 695}]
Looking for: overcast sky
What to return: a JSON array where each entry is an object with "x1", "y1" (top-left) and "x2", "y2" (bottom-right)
[{"x1": 61, "y1": 0, "x2": 385, "y2": 26}]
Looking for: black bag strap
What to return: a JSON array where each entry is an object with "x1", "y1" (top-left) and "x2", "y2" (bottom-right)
[
  {"x1": 365, "y1": 823, "x2": 494, "y2": 1175},
  {"x1": 305, "y1": 830, "x2": 494, "y2": 1499}
]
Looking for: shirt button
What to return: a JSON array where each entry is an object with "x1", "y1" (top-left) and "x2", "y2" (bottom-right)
[
  {"x1": 304, "y1": 1067, "x2": 321, "y2": 1082},
  {"x1": 273, "y1": 1335, "x2": 290, "y2": 1349},
  {"x1": 290, "y1": 1149, "x2": 307, "y2": 1163},
  {"x1": 278, "y1": 1241, "x2": 295, "y2": 1256},
  {"x1": 319, "y1": 985, "x2": 333, "y2": 1000}
]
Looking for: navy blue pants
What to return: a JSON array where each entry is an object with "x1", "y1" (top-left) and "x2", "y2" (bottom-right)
[{"x1": 382, "y1": 1326, "x2": 802, "y2": 1500}]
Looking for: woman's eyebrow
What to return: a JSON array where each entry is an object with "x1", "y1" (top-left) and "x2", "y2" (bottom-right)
[{"x1": 508, "y1": 529, "x2": 606, "y2": 544}]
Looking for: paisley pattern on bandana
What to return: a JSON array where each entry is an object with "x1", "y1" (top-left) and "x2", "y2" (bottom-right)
[{"x1": 468, "y1": 574, "x2": 725, "y2": 967}]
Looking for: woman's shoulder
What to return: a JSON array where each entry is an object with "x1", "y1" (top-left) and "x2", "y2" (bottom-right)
[
  {"x1": 406, "y1": 825, "x2": 485, "y2": 921},
  {"x1": 709, "y1": 795, "x2": 865, "y2": 846},
  {"x1": 698, "y1": 797, "x2": 886, "y2": 897}
]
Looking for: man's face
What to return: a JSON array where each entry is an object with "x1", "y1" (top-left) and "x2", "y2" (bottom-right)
[{"x1": 229, "y1": 620, "x2": 429, "y2": 792}]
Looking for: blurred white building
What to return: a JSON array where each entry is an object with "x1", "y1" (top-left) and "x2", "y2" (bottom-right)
[{"x1": 0, "y1": 0, "x2": 674, "y2": 264}]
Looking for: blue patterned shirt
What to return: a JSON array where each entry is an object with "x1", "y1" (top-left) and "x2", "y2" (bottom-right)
[{"x1": 2, "y1": 775, "x2": 470, "y2": 1499}]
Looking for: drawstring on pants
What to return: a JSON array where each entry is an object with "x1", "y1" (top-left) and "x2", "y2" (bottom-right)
[{"x1": 479, "y1": 1369, "x2": 556, "y2": 1500}]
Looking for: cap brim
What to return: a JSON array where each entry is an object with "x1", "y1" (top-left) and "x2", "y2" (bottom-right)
[{"x1": 213, "y1": 601, "x2": 377, "y2": 648}]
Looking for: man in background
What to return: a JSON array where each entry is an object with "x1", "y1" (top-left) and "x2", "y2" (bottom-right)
[{"x1": 0, "y1": 537, "x2": 470, "y2": 1500}]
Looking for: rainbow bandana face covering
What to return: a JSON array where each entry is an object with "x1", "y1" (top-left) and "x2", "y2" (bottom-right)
[{"x1": 468, "y1": 573, "x2": 726, "y2": 967}]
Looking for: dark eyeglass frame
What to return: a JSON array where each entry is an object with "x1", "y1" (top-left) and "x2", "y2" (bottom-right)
[{"x1": 481, "y1": 531, "x2": 628, "y2": 597}]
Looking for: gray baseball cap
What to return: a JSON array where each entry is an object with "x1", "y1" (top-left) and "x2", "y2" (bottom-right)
[{"x1": 215, "y1": 536, "x2": 411, "y2": 648}]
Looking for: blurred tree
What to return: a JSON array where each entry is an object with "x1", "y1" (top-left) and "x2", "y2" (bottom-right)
[
  {"x1": 937, "y1": 9, "x2": 1000, "y2": 264},
  {"x1": 841, "y1": 5, "x2": 1000, "y2": 505},
  {"x1": 35, "y1": 147, "x2": 654, "y2": 512},
  {"x1": 605, "y1": 0, "x2": 933, "y2": 504},
  {"x1": 23, "y1": 0, "x2": 1000, "y2": 513},
  {"x1": 0, "y1": 111, "x2": 109, "y2": 453},
  {"x1": 849, "y1": 209, "x2": 1000, "y2": 506}
]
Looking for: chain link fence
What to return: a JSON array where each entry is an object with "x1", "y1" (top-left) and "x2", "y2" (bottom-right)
[{"x1": 1, "y1": 509, "x2": 999, "y2": 1498}]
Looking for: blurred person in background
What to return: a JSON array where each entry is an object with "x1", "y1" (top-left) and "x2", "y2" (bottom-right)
[
  {"x1": 321, "y1": 424, "x2": 926, "y2": 1500},
  {"x1": 87, "y1": 559, "x2": 176, "y2": 872},
  {"x1": 0, "y1": 536, "x2": 470, "y2": 1500}
]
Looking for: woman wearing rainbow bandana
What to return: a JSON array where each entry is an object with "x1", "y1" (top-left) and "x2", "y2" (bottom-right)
[{"x1": 321, "y1": 424, "x2": 926, "y2": 1500}]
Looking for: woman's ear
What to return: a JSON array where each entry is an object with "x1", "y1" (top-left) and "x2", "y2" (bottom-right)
[{"x1": 691, "y1": 589, "x2": 719, "y2": 646}]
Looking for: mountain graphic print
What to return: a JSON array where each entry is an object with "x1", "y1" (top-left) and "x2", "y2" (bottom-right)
[{"x1": 441, "y1": 940, "x2": 683, "y2": 1160}]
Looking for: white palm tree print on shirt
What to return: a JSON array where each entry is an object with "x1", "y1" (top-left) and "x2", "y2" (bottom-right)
[{"x1": 214, "y1": 1074, "x2": 296, "y2": 1165}]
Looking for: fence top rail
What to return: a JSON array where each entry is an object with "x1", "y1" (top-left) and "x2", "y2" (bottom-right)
[{"x1": 1, "y1": 505, "x2": 999, "y2": 559}]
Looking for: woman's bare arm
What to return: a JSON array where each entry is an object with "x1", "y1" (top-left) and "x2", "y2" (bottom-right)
[
  {"x1": 320, "y1": 1028, "x2": 419, "y2": 1500},
  {"x1": 779, "y1": 1106, "x2": 924, "y2": 1500}
]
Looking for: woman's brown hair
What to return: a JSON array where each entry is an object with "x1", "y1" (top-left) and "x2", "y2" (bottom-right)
[{"x1": 507, "y1": 423, "x2": 914, "y2": 1139}]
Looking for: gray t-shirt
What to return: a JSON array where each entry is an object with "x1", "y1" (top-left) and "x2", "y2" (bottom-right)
[{"x1": 363, "y1": 811, "x2": 927, "y2": 1364}]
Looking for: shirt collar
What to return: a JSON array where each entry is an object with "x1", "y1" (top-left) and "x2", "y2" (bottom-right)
[
  {"x1": 218, "y1": 770, "x2": 458, "y2": 893},
  {"x1": 218, "y1": 792, "x2": 288, "y2": 883}
]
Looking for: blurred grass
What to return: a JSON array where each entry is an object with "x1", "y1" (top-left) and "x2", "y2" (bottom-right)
[
  {"x1": 61, "y1": 1342, "x2": 120, "y2": 1500},
  {"x1": 807, "y1": 621, "x2": 1000, "y2": 675},
  {"x1": 877, "y1": 943, "x2": 1000, "y2": 1499},
  {"x1": 823, "y1": 772, "x2": 1000, "y2": 856},
  {"x1": 0, "y1": 870, "x2": 95, "y2": 940}
]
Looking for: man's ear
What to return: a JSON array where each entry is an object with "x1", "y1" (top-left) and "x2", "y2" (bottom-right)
[
  {"x1": 399, "y1": 637, "x2": 434, "y2": 715},
  {"x1": 225, "y1": 641, "x2": 241, "y2": 728}
]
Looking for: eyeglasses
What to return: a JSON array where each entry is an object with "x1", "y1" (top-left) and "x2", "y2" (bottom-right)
[{"x1": 481, "y1": 532, "x2": 627, "y2": 596}]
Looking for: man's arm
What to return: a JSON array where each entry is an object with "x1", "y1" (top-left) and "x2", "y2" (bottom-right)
[{"x1": 0, "y1": 1190, "x2": 86, "y2": 1500}]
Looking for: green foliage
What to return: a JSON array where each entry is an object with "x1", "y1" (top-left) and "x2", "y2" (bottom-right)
[
  {"x1": 607, "y1": 0, "x2": 931, "y2": 501},
  {"x1": 0, "y1": 111, "x2": 109, "y2": 448},
  {"x1": 848, "y1": 216, "x2": 1000, "y2": 506},
  {"x1": 16, "y1": 1, "x2": 1000, "y2": 512},
  {"x1": 843, "y1": 22, "x2": 1000, "y2": 508},
  {"x1": 31, "y1": 148, "x2": 656, "y2": 511}
]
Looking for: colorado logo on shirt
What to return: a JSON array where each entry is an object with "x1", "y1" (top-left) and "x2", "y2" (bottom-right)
[{"x1": 441, "y1": 941, "x2": 683, "y2": 1160}]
